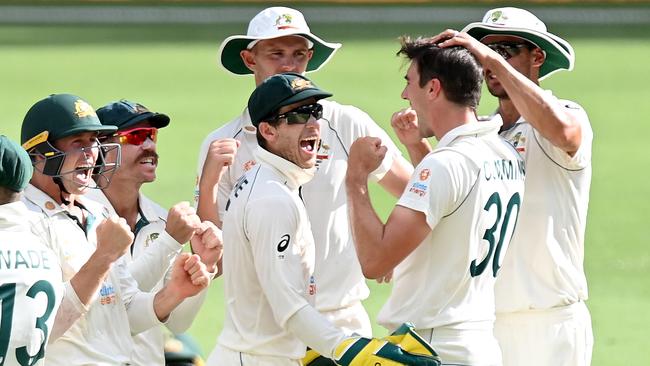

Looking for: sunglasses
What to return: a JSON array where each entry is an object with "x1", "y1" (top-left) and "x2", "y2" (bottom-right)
[
  {"x1": 486, "y1": 42, "x2": 531, "y2": 60},
  {"x1": 114, "y1": 127, "x2": 158, "y2": 145},
  {"x1": 271, "y1": 103, "x2": 323, "y2": 125}
]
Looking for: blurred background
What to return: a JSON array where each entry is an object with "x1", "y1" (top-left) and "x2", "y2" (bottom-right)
[{"x1": 1, "y1": 1, "x2": 649, "y2": 364}]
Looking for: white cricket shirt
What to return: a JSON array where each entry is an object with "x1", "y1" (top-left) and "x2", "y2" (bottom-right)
[
  {"x1": 86, "y1": 190, "x2": 208, "y2": 365},
  {"x1": 494, "y1": 96, "x2": 593, "y2": 312},
  {"x1": 0, "y1": 201, "x2": 64, "y2": 366},
  {"x1": 22, "y1": 185, "x2": 163, "y2": 366},
  {"x1": 217, "y1": 147, "x2": 316, "y2": 359},
  {"x1": 196, "y1": 100, "x2": 402, "y2": 317},
  {"x1": 378, "y1": 121, "x2": 526, "y2": 332}
]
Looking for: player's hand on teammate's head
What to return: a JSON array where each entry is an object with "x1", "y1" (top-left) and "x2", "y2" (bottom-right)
[
  {"x1": 169, "y1": 252, "x2": 211, "y2": 298},
  {"x1": 190, "y1": 221, "x2": 223, "y2": 275},
  {"x1": 391, "y1": 107, "x2": 423, "y2": 146},
  {"x1": 348, "y1": 136, "x2": 387, "y2": 177},
  {"x1": 200, "y1": 138, "x2": 241, "y2": 188},
  {"x1": 165, "y1": 202, "x2": 201, "y2": 244},
  {"x1": 95, "y1": 215, "x2": 134, "y2": 262}
]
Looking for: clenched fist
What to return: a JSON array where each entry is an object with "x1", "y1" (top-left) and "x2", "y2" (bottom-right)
[
  {"x1": 200, "y1": 138, "x2": 240, "y2": 189},
  {"x1": 165, "y1": 202, "x2": 201, "y2": 244},
  {"x1": 348, "y1": 136, "x2": 387, "y2": 177},
  {"x1": 391, "y1": 108, "x2": 423, "y2": 146},
  {"x1": 190, "y1": 221, "x2": 224, "y2": 275},
  {"x1": 95, "y1": 215, "x2": 134, "y2": 262}
]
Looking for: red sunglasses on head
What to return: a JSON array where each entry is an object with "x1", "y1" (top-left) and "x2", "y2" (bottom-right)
[{"x1": 114, "y1": 127, "x2": 158, "y2": 145}]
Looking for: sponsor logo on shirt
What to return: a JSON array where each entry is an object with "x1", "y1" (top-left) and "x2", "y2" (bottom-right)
[
  {"x1": 308, "y1": 275, "x2": 317, "y2": 296},
  {"x1": 243, "y1": 160, "x2": 257, "y2": 172},
  {"x1": 510, "y1": 132, "x2": 527, "y2": 153},
  {"x1": 144, "y1": 232, "x2": 159, "y2": 248},
  {"x1": 409, "y1": 182, "x2": 428, "y2": 197},
  {"x1": 99, "y1": 282, "x2": 116, "y2": 305},
  {"x1": 315, "y1": 142, "x2": 330, "y2": 169},
  {"x1": 277, "y1": 234, "x2": 290, "y2": 259},
  {"x1": 419, "y1": 169, "x2": 430, "y2": 181}
]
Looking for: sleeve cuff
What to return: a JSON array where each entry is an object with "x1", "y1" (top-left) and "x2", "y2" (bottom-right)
[
  {"x1": 159, "y1": 229, "x2": 184, "y2": 249},
  {"x1": 127, "y1": 291, "x2": 164, "y2": 335}
]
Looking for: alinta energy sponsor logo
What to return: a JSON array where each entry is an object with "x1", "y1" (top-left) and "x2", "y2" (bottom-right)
[
  {"x1": 99, "y1": 282, "x2": 116, "y2": 305},
  {"x1": 243, "y1": 160, "x2": 257, "y2": 172},
  {"x1": 409, "y1": 182, "x2": 428, "y2": 197}
]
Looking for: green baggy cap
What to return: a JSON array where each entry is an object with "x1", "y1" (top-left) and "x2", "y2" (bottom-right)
[
  {"x1": 0, "y1": 135, "x2": 33, "y2": 192},
  {"x1": 248, "y1": 72, "x2": 332, "y2": 127}
]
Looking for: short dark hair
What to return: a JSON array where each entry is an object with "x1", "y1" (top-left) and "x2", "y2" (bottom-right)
[{"x1": 398, "y1": 36, "x2": 483, "y2": 109}]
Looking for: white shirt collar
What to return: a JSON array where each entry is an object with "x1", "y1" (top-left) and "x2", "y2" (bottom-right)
[
  {"x1": 436, "y1": 120, "x2": 503, "y2": 149},
  {"x1": 254, "y1": 147, "x2": 315, "y2": 189},
  {"x1": 23, "y1": 184, "x2": 107, "y2": 218},
  {"x1": 242, "y1": 108, "x2": 257, "y2": 135}
]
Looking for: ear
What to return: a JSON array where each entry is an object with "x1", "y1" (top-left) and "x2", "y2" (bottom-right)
[
  {"x1": 531, "y1": 48, "x2": 546, "y2": 68},
  {"x1": 427, "y1": 78, "x2": 442, "y2": 100},
  {"x1": 258, "y1": 122, "x2": 279, "y2": 144},
  {"x1": 241, "y1": 49, "x2": 256, "y2": 72},
  {"x1": 306, "y1": 49, "x2": 314, "y2": 62}
]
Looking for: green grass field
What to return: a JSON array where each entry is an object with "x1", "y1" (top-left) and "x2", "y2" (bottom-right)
[{"x1": 2, "y1": 20, "x2": 649, "y2": 365}]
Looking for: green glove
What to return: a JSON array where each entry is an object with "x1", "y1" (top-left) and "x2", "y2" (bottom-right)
[{"x1": 333, "y1": 323, "x2": 441, "y2": 366}]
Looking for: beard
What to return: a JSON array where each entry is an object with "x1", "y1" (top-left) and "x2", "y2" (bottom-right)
[{"x1": 487, "y1": 82, "x2": 510, "y2": 99}]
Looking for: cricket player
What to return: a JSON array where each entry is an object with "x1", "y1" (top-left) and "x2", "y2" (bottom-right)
[
  {"x1": 20, "y1": 93, "x2": 212, "y2": 365},
  {"x1": 195, "y1": 6, "x2": 413, "y2": 344},
  {"x1": 0, "y1": 135, "x2": 64, "y2": 365},
  {"x1": 211, "y1": 72, "x2": 440, "y2": 366},
  {"x1": 83, "y1": 99, "x2": 222, "y2": 365},
  {"x1": 445, "y1": 7, "x2": 591, "y2": 366},
  {"x1": 346, "y1": 38, "x2": 526, "y2": 365}
]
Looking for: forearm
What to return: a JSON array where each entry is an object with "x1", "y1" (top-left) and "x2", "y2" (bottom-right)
[
  {"x1": 404, "y1": 139, "x2": 432, "y2": 167},
  {"x1": 69, "y1": 252, "x2": 113, "y2": 305},
  {"x1": 165, "y1": 288, "x2": 209, "y2": 334},
  {"x1": 50, "y1": 281, "x2": 90, "y2": 342},
  {"x1": 197, "y1": 182, "x2": 222, "y2": 228},
  {"x1": 286, "y1": 305, "x2": 348, "y2": 359},
  {"x1": 152, "y1": 285, "x2": 184, "y2": 322},
  {"x1": 378, "y1": 156, "x2": 414, "y2": 198},
  {"x1": 345, "y1": 173, "x2": 391, "y2": 279}
]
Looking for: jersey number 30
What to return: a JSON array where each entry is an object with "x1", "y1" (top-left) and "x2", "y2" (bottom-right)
[
  {"x1": 0, "y1": 281, "x2": 56, "y2": 366},
  {"x1": 470, "y1": 192, "x2": 521, "y2": 278}
]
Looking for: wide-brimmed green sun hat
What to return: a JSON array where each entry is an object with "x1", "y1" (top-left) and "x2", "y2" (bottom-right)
[
  {"x1": 462, "y1": 7, "x2": 575, "y2": 80},
  {"x1": 218, "y1": 7, "x2": 341, "y2": 76}
]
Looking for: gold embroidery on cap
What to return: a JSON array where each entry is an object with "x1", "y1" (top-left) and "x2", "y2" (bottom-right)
[
  {"x1": 291, "y1": 78, "x2": 312, "y2": 91},
  {"x1": 74, "y1": 100, "x2": 97, "y2": 118}
]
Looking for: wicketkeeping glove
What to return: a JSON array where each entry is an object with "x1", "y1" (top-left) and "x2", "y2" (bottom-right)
[
  {"x1": 333, "y1": 323, "x2": 441, "y2": 366},
  {"x1": 303, "y1": 347, "x2": 337, "y2": 366}
]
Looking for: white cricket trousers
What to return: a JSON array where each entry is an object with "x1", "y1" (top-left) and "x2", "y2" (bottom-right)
[
  {"x1": 495, "y1": 301, "x2": 593, "y2": 366},
  {"x1": 416, "y1": 326, "x2": 503, "y2": 366},
  {"x1": 207, "y1": 344, "x2": 301, "y2": 366}
]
